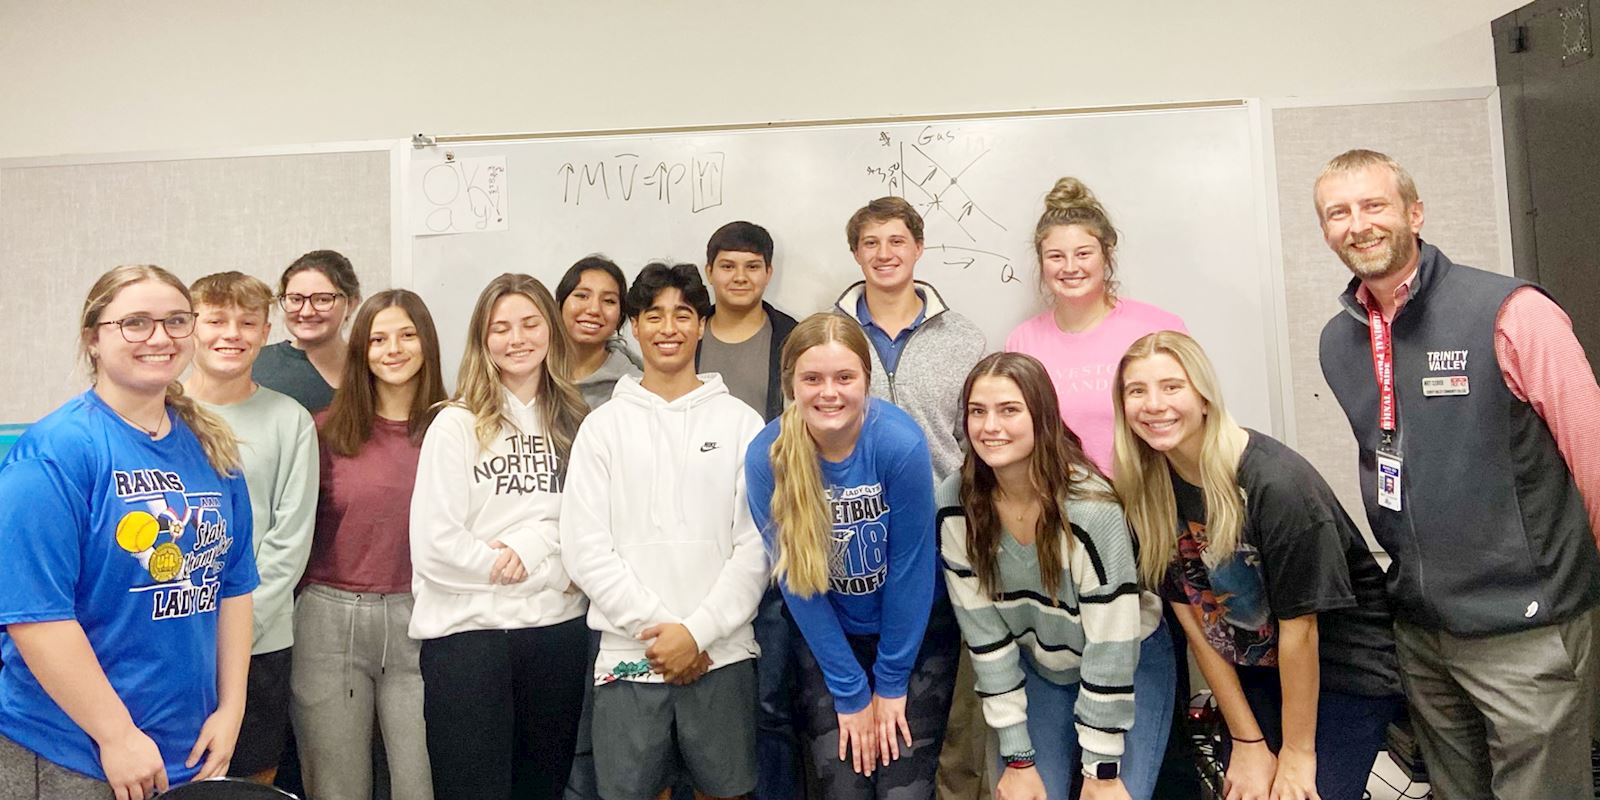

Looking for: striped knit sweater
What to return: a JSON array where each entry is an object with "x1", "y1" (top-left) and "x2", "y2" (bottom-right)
[{"x1": 936, "y1": 472, "x2": 1162, "y2": 769}]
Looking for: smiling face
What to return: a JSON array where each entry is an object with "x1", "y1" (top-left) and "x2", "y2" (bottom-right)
[
  {"x1": 282, "y1": 268, "x2": 350, "y2": 347},
  {"x1": 1039, "y1": 224, "x2": 1110, "y2": 306},
  {"x1": 852, "y1": 218, "x2": 923, "y2": 295},
  {"x1": 793, "y1": 340, "x2": 869, "y2": 445},
  {"x1": 366, "y1": 306, "x2": 424, "y2": 388},
  {"x1": 561, "y1": 268, "x2": 624, "y2": 347},
  {"x1": 706, "y1": 250, "x2": 772, "y2": 314},
  {"x1": 966, "y1": 375, "x2": 1037, "y2": 474},
  {"x1": 1120, "y1": 352, "x2": 1207, "y2": 466},
  {"x1": 89, "y1": 279, "x2": 196, "y2": 396},
  {"x1": 630, "y1": 286, "x2": 704, "y2": 377},
  {"x1": 1316, "y1": 164, "x2": 1425, "y2": 281},
  {"x1": 191, "y1": 302, "x2": 270, "y2": 382},
  {"x1": 486, "y1": 292, "x2": 549, "y2": 387}
]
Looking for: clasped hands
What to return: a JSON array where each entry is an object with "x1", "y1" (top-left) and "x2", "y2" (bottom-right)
[{"x1": 640, "y1": 622, "x2": 713, "y2": 685}]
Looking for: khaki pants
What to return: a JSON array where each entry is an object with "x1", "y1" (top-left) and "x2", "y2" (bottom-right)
[
  {"x1": 935, "y1": 649, "x2": 990, "y2": 800},
  {"x1": 1394, "y1": 610, "x2": 1599, "y2": 800}
]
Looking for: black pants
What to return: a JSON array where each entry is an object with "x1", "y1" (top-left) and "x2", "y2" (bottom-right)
[
  {"x1": 795, "y1": 594, "x2": 960, "y2": 800},
  {"x1": 420, "y1": 617, "x2": 589, "y2": 800}
]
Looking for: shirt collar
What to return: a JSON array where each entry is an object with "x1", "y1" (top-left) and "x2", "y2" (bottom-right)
[
  {"x1": 856, "y1": 288, "x2": 927, "y2": 334},
  {"x1": 1354, "y1": 266, "x2": 1420, "y2": 321}
]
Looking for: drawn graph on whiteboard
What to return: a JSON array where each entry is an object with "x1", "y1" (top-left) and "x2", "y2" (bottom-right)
[{"x1": 863, "y1": 126, "x2": 1017, "y2": 284}]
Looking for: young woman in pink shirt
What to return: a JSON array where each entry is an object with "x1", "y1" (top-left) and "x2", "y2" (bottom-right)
[{"x1": 1005, "y1": 178, "x2": 1187, "y2": 475}]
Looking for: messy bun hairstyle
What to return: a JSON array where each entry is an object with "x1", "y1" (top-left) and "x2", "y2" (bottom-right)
[{"x1": 1034, "y1": 177, "x2": 1120, "y2": 300}]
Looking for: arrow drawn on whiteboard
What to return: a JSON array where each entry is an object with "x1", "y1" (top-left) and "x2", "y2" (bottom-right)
[{"x1": 944, "y1": 258, "x2": 976, "y2": 270}]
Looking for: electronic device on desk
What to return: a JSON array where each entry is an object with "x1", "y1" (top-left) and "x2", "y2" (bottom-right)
[
  {"x1": 1384, "y1": 714, "x2": 1428, "y2": 785},
  {"x1": 158, "y1": 777, "x2": 299, "y2": 799}
]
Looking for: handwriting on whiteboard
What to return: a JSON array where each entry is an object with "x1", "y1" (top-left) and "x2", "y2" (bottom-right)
[
  {"x1": 865, "y1": 127, "x2": 1016, "y2": 284},
  {"x1": 556, "y1": 152, "x2": 725, "y2": 213},
  {"x1": 414, "y1": 155, "x2": 509, "y2": 236}
]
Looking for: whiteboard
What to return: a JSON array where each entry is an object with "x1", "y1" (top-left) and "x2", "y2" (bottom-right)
[{"x1": 411, "y1": 104, "x2": 1279, "y2": 434}]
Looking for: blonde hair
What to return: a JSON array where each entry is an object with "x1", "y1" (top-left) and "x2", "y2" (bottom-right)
[
  {"x1": 454, "y1": 274, "x2": 588, "y2": 474},
  {"x1": 81, "y1": 265, "x2": 241, "y2": 476},
  {"x1": 190, "y1": 271, "x2": 274, "y2": 317},
  {"x1": 1313, "y1": 149, "x2": 1420, "y2": 220},
  {"x1": 768, "y1": 313, "x2": 873, "y2": 597},
  {"x1": 1035, "y1": 177, "x2": 1120, "y2": 301},
  {"x1": 1111, "y1": 331, "x2": 1247, "y2": 588}
]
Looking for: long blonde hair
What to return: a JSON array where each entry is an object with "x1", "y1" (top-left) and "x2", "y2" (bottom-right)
[
  {"x1": 1111, "y1": 331, "x2": 1247, "y2": 588},
  {"x1": 454, "y1": 274, "x2": 588, "y2": 477},
  {"x1": 80, "y1": 265, "x2": 241, "y2": 476},
  {"x1": 768, "y1": 313, "x2": 873, "y2": 597},
  {"x1": 1035, "y1": 177, "x2": 1121, "y2": 301}
]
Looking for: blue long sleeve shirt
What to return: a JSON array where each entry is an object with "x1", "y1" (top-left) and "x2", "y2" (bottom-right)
[{"x1": 745, "y1": 399, "x2": 937, "y2": 713}]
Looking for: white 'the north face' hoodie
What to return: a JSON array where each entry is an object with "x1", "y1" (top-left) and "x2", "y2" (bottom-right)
[
  {"x1": 560, "y1": 373, "x2": 768, "y2": 683},
  {"x1": 409, "y1": 392, "x2": 587, "y2": 640}
]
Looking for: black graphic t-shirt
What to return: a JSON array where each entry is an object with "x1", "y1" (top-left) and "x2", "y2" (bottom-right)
[{"x1": 1162, "y1": 430, "x2": 1400, "y2": 698}]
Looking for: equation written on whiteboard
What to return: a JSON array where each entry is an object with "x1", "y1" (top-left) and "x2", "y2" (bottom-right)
[
  {"x1": 556, "y1": 152, "x2": 725, "y2": 213},
  {"x1": 414, "y1": 155, "x2": 509, "y2": 236}
]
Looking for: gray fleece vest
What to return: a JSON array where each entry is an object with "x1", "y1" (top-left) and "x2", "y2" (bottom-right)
[{"x1": 1319, "y1": 242, "x2": 1600, "y2": 635}]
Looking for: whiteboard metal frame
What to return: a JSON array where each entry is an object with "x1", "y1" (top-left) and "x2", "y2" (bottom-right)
[
  {"x1": 413, "y1": 100, "x2": 1250, "y2": 146},
  {"x1": 0, "y1": 139, "x2": 412, "y2": 291},
  {"x1": 1252, "y1": 85, "x2": 1509, "y2": 450}
]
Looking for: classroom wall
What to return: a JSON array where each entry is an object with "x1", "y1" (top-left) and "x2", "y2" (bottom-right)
[{"x1": 0, "y1": 0, "x2": 1522, "y2": 159}]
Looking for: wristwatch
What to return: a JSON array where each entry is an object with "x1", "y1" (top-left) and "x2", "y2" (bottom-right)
[{"x1": 1084, "y1": 761, "x2": 1120, "y2": 780}]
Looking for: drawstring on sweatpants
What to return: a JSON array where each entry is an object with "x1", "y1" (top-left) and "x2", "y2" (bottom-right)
[
  {"x1": 345, "y1": 596, "x2": 358, "y2": 699},
  {"x1": 380, "y1": 593, "x2": 391, "y2": 675}
]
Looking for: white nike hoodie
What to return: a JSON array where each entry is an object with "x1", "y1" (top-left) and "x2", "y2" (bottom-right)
[{"x1": 559, "y1": 373, "x2": 768, "y2": 683}]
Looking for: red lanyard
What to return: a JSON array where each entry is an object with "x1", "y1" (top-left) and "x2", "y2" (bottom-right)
[{"x1": 1367, "y1": 304, "x2": 1396, "y2": 438}]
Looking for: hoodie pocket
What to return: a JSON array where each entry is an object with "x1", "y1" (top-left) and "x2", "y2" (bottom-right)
[{"x1": 616, "y1": 539, "x2": 728, "y2": 619}]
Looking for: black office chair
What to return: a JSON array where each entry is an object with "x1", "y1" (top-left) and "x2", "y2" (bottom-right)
[{"x1": 158, "y1": 778, "x2": 299, "y2": 799}]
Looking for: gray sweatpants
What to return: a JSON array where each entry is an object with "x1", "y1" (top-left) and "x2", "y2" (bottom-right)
[
  {"x1": 291, "y1": 585, "x2": 433, "y2": 800},
  {"x1": 1395, "y1": 610, "x2": 1599, "y2": 800},
  {"x1": 0, "y1": 733, "x2": 110, "y2": 800}
]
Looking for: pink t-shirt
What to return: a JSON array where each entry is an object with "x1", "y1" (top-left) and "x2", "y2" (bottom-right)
[{"x1": 1005, "y1": 299, "x2": 1188, "y2": 474}]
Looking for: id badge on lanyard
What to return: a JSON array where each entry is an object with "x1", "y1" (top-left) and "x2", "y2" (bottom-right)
[{"x1": 1369, "y1": 305, "x2": 1403, "y2": 512}]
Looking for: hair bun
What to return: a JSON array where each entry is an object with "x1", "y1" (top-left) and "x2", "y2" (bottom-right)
[{"x1": 1044, "y1": 177, "x2": 1102, "y2": 214}]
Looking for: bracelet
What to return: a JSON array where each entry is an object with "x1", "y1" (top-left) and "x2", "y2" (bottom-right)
[
  {"x1": 1004, "y1": 749, "x2": 1037, "y2": 769},
  {"x1": 1230, "y1": 735, "x2": 1266, "y2": 744}
]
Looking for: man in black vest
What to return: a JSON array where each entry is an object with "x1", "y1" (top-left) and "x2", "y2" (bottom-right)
[{"x1": 1315, "y1": 148, "x2": 1600, "y2": 798}]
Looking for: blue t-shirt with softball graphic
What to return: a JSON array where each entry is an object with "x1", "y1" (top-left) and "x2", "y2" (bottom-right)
[
  {"x1": 745, "y1": 399, "x2": 937, "y2": 714},
  {"x1": 0, "y1": 390, "x2": 258, "y2": 783}
]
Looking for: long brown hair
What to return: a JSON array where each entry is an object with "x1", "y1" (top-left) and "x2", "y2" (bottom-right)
[
  {"x1": 454, "y1": 273, "x2": 588, "y2": 477},
  {"x1": 1111, "y1": 331, "x2": 1247, "y2": 588},
  {"x1": 80, "y1": 265, "x2": 241, "y2": 476},
  {"x1": 768, "y1": 313, "x2": 873, "y2": 598},
  {"x1": 958, "y1": 352, "x2": 1113, "y2": 598},
  {"x1": 321, "y1": 289, "x2": 447, "y2": 457}
]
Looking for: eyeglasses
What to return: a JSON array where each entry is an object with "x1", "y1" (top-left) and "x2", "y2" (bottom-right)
[
  {"x1": 96, "y1": 313, "x2": 196, "y2": 343},
  {"x1": 279, "y1": 292, "x2": 344, "y2": 313}
]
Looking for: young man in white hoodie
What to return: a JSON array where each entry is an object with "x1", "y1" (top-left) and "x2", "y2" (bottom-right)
[{"x1": 561, "y1": 262, "x2": 768, "y2": 800}]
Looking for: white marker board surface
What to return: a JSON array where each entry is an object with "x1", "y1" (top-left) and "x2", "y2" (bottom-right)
[{"x1": 411, "y1": 104, "x2": 1279, "y2": 433}]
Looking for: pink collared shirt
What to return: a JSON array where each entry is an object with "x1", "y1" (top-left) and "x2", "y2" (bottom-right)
[{"x1": 1358, "y1": 275, "x2": 1600, "y2": 543}]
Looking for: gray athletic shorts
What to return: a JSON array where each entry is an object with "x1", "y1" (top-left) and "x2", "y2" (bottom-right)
[{"x1": 592, "y1": 659, "x2": 757, "y2": 800}]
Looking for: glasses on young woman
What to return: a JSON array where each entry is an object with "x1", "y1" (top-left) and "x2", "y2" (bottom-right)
[
  {"x1": 279, "y1": 292, "x2": 344, "y2": 313},
  {"x1": 97, "y1": 313, "x2": 197, "y2": 343}
]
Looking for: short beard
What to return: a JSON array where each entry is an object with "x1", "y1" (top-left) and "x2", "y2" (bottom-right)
[{"x1": 1339, "y1": 232, "x2": 1416, "y2": 280}]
